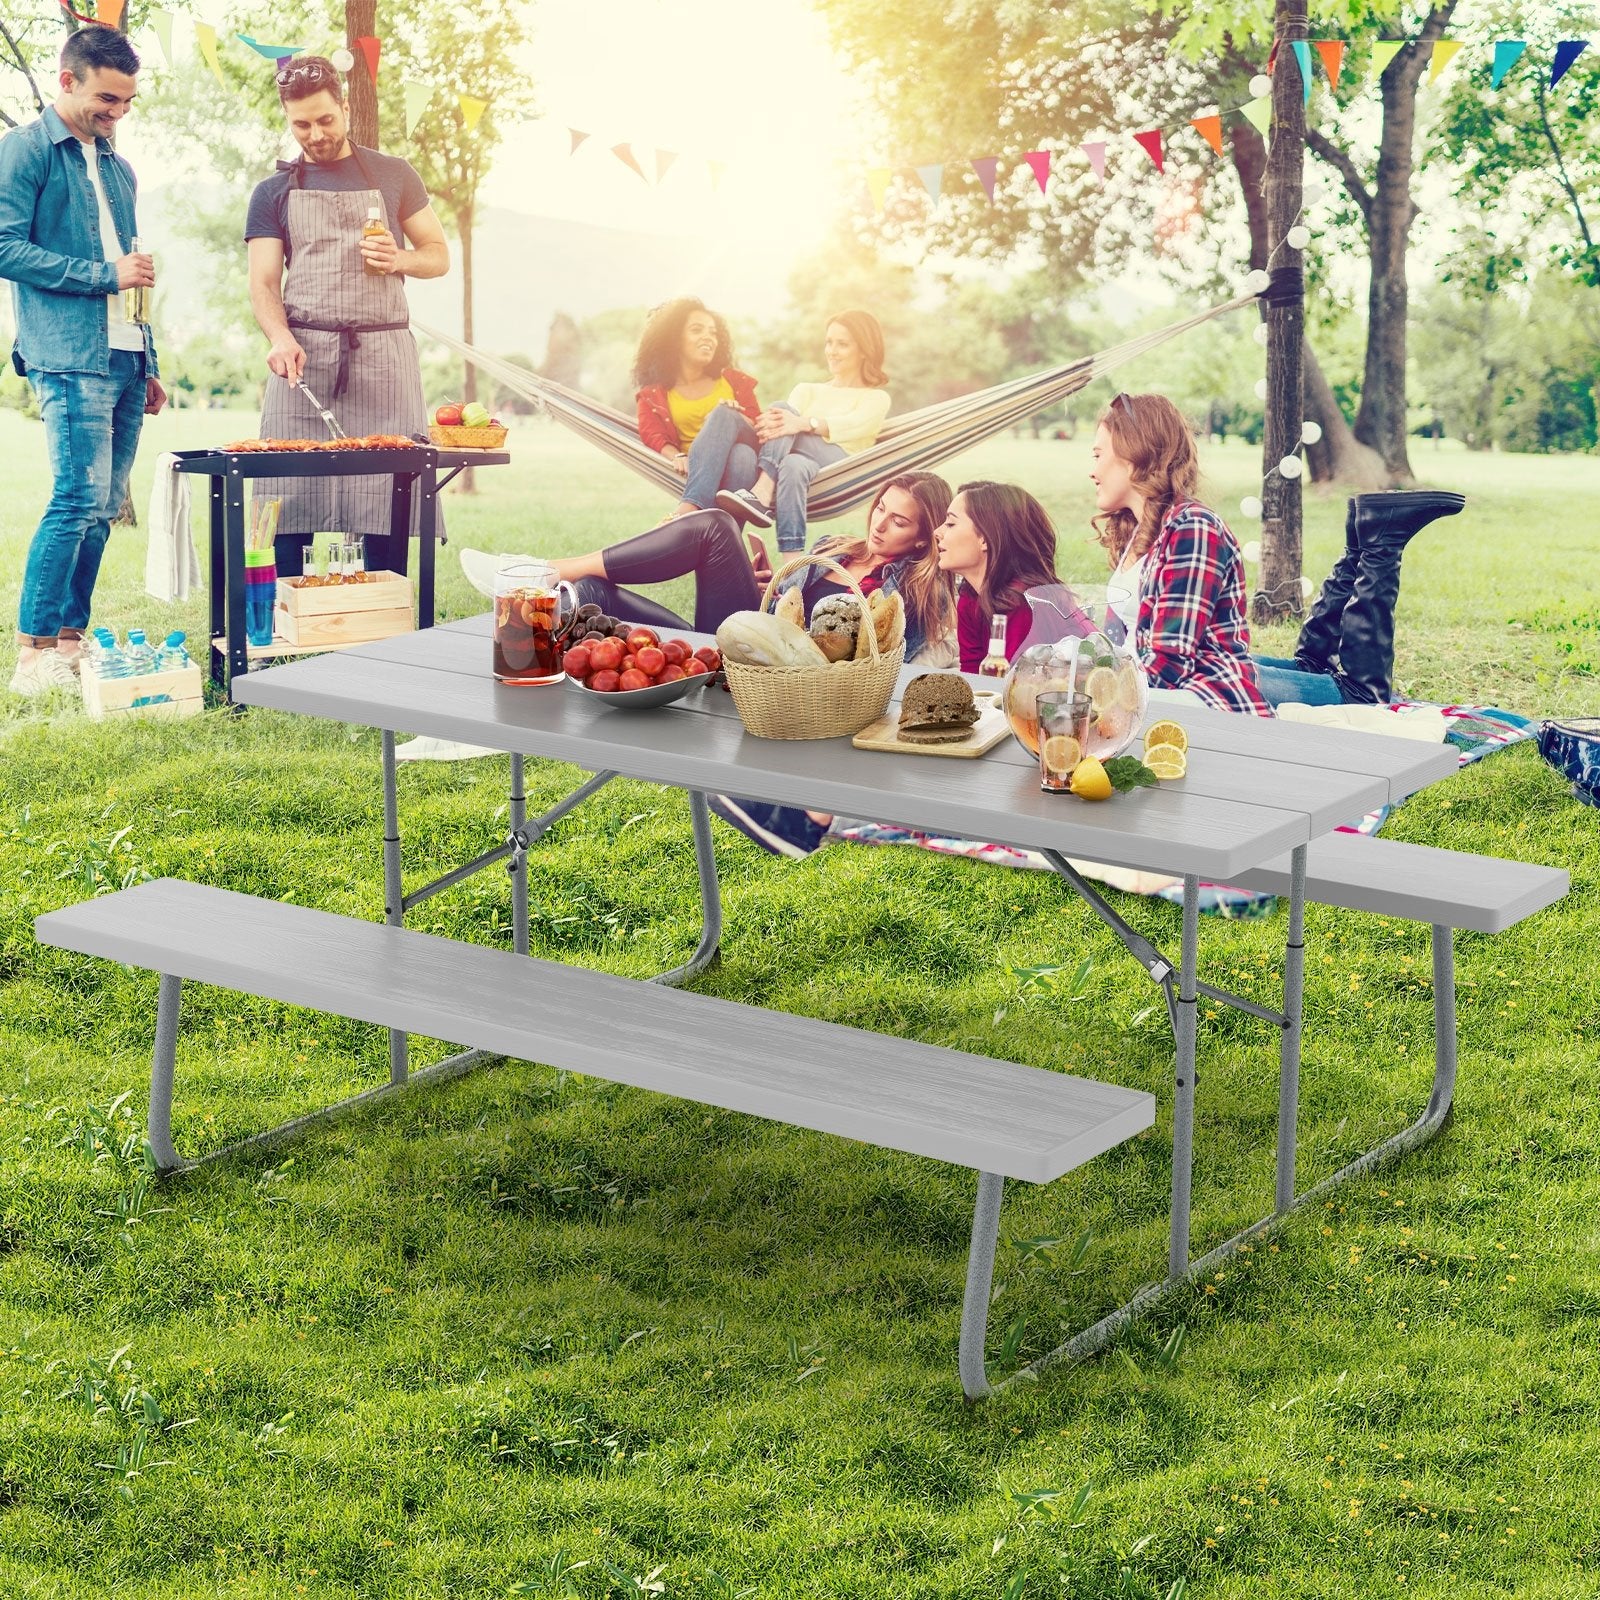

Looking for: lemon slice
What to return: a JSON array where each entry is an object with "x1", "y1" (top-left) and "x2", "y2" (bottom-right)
[
  {"x1": 1116, "y1": 663, "x2": 1144, "y2": 711},
  {"x1": 1069, "y1": 756, "x2": 1113, "y2": 801},
  {"x1": 1145, "y1": 746, "x2": 1188, "y2": 781},
  {"x1": 1143, "y1": 719, "x2": 1188, "y2": 753},
  {"x1": 1083, "y1": 665, "x2": 1119, "y2": 711},
  {"x1": 1041, "y1": 734, "x2": 1082, "y2": 772}
]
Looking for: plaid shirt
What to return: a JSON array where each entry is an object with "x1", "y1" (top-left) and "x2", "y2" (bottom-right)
[{"x1": 1136, "y1": 499, "x2": 1271, "y2": 716}]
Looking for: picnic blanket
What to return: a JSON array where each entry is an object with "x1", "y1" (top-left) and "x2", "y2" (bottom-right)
[{"x1": 828, "y1": 699, "x2": 1540, "y2": 917}]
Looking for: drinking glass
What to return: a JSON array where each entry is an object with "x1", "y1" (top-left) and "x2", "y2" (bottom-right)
[
  {"x1": 1037, "y1": 690, "x2": 1092, "y2": 792},
  {"x1": 493, "y1": 561, "x2": 575, "y2": 685}
]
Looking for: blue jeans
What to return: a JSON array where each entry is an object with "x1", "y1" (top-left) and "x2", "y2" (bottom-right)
[
  {"x1": 757, "y1": 404, "x2": 846, "y2": 552},
  {"x1": 1253, "y1": 653, "x2": 1346, "y2": 708},
  {"x1": 682, "y1": 403, "x2": 758, "y2": 510},
  {"x1": 18, "y1": 349, "x2": 147, "y2": 641}
]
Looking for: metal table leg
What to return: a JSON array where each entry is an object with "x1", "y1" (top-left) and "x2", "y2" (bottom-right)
[
  {"x1": 207, "y1": 476, "x2": 226, "y2": 691},
  {"x1": 509, "y1": 754, "x2": 529, "y2": 956},
  {"x1": 1167, "y1": 875, "x2": 1201, "y2": 1279},
  {"x1": 1275, "y1": 844, "x2": 1309, "y2": 1212},
  {"x1": 381, "y1": 732, "x2": 408, "y2": 1085},
  {"x1": 148, "y1": 974, "x2": 184, "y2": 1172},
  {"x1": 417, "y1": 466, "x2": 438, "y2": 630},
  {"x1": 223, "y1": 467, "x2": 249, "y2": 692},
  {"x1": 650, "y1": 790, "x2": 723, "y2": 987},
  {"x1": 958, "y1": 1171, "x2": 1005, "y2": 1401}
]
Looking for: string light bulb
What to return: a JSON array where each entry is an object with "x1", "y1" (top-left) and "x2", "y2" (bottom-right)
[
  {"x1": 1250, "y1": 74, "x2": 1272, "y2": 97},
  {"x1": 1255, "y1": 378, "x2": 1269, "y2": 400},
  {"x1": 1246, "y1": 268, "x2": 1271, "y2": 293},
  {"x1": 330, "y1": 46, "x2": 355, "y2": 70},
  {"x1": 1286, "y1": 224, "x2": 1312, "y2": 250},
  {"x1": 1302, "y1": 182, "x2": 1326, "y2": 206},
  {"x1": 1253, "y1": 324, "x2": 1270, "y2": 346},
  {"x1": 1279, "y1": 454, "x2": 1304, "y2": 479},
  {"x1": 1299, "y1": 575, "x2": 1315, "y2": 598},
  {"x1": 1301, "y1": 420, "x2": 1323, "y2": 445},
  {"x1": 1240, "y1": 497, "x2": 1264, "y2": 519},
  {"x1": 1241, "y1": 539, "x2": 1262, "y2": 560}
]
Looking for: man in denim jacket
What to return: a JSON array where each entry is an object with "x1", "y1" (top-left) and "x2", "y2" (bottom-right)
[{"x1": 0, "y1": 27, "x2": 165, "y2": 697}]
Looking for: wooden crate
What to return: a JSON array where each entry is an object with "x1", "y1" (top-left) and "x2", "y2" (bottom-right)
[
  {"x1": 81, "y1": 662, "x2": 204, "y2": 721},
  {"x1": 275, "y1": 571, "x2": 414, "y2": 648}
]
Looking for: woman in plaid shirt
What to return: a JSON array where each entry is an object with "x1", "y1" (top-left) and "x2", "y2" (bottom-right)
[{"x1": 1089, "y1": 393, "x2": 1271, "y2": 716}]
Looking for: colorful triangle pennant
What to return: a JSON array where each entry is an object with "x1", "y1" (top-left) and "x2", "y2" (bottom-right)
[
  {"x1": 1290, "y1": 41, "x2": 1314, "y2": 102},
  {"x1": 1023, "y1": 150, "x2": 1051, "y2": 192},
  {"x1": 568, "y1": 129, "x2": 589, "y2": 155},
  {"x1": 1082, "y1": 141, "x2": 1107, "y2": 180},
  {"x1": 611, "y1": 142, "x2": 646, "y2": 181},
  {"x1": 98, "y1": 0, "x2": 125, "y2": 28},
  {"x1": 458, "y1": 95, "x2": 487, "y2": 132},
  {"x1": 1133, "y1": 130, "x2": 1163, "y2": 172},
  {"x1": 403, "y1": 82, "x2": 432, "y2": 136},
  {"x1": 194, "y1": 21, "x2": 225, "y2": 86},
  {"x1": 151, "y1": 9, "x2": 174, "y2": 66},
  {"x1": 915, "y1": 163, "x2": 944, "y2": 204},
  {"x1": 1371, "y1": 40, "x2": 1406, "y2": 80},
  {"x1": 1314, "y1": 41, "x2": 1345, "y2": 89},
  {"x1": 1240, "y1": 96, "x2": 1272, "y2": 137},
  {"x1": 1191, "y1": 115, "x2": 1223, "y2": 155},
  {"x1": 866, "y1": 167, "x2": 892, "y2": 212},
  {"x1": 1551, "y1": 40, "x2": 1589, "y2": 86},
  {"x1": 354, "y1": 35, "x2": 380, "y2": 86},
  {"x1": 655, "y1": 149, "x2": 678, "y2": 183},
  {"x1": 1428, "y1": 40, "x2": 1463, "y2": 83},
  {"x1": 971, "y1": 156, "x2": 999, "y2": 200},
  {"x1": 1490, "y1": 40, "x2": 1526, "y2": 89}
]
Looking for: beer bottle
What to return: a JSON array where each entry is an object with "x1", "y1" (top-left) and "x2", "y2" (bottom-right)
[
  {"x1": 978, "y1": 613, "x2": 1009, "y2": 677},
  {"x1": 362, "y1": 206, "x2": 386, "y2": 275}
]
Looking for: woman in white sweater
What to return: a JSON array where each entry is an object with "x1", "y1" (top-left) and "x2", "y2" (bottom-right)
[{"x1": 717, "y1": 309, "x2": 891, "y2": 554}]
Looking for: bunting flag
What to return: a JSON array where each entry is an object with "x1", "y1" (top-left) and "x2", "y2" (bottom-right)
[
  {"x1": 1429, "y1": 40, "x2": 1463, "y2": 82},
  {"x1": 915, "y1": 163, "x2": 944, "y2": 203},
  {"x1": 866, "y1": 167, "x2": 892, "y2": 211},
  {"x1": 194, "y1": 21, "x2": 225, "y2": 85},
  {"x1": 611, "y1": 143, "x2": 646, "y2": 180},
  {"x1": 455, "y1": 95, "x2": 484, "y2": 131},
  {"x1": 57, "y1": 0, "x2": 102, "y2": 26},
  {"x1": 1490, "y1": 40, "x2": 1526, "y2": 88},
  {"x1": 1371, "y1": 40, "x2": 1406, "y2": 80},
  {"x1": 1551, "y1": 39, "x2": 1589, "y2": 85},
  {"x1": 236, "y1": 33, "x2": 302, "y2": 59},
  {"x1": 1314, "y1": 41, "x2": 1345, "y2": 88},
  {"x1": 1240, "y1": 96, "x2": 1272, "y2": 137},
  {"x1": 655, "y1": 149, "x2": 678, "y2": 183},
  {"x1": 403, "y1": 82, "x2": 432, "y2": 136},
  {"x1": 1191, "y1": 115, "x2": 1223, "y2": 155},
  {"x1": 568, "y1": 128, "x2": 589, "y2": 155},
  {"x1": 1133, "y1": 129, "x2": 1164, "y2": 172},
  {"x1": 98, "y1": 0, "x2": 125, "y2": 27},
  {"x1": 971, "y1": 156, "x2": 1000, "y2": 200},
  {"x1": 152, "y1": 9, "x2": 174, "y2": 65},
  {"x1": 1291, "y1": 40, "x2": 1314, "y2": 102},
  {"x1": 1023, "y1": 150, "x2": 1051, "y2": 192},
  {"x1": 355, "y1": 35, "x2": 380, "y2": 85},
  {"x1": 1082, "y1": 141, "x2": 1107, "y2": 180}
]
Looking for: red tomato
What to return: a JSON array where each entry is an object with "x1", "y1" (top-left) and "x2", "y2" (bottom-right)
[
  {"x1": 563, "y1": 644, "x2": 592, "y2": 679},
  {"x1": 635, "y1": 645, "x2": 666, "y2": 676},
  {"x1": 589, "y1": 669, "x2": 621, "y2": 693},
  {"x1": 619, "y1": 668, "x2": 650, "y2": 692},
  {"x1": 683, "y1": 657, "x2": 710, "y2": 676},
  {"x1": 626, "y1": 628, "x2": 660, "y2": 652},
  {"x1": 658, "y1": 663, "x2": 686, "y2": 682},
  {"x1": 434, "y1": 403, "x2": 463, "y2": 426},
  {"x1": 692, "y1": 646, "x2": 722, "y2": 671},
  {"x1": 661, "y1": 641, "x2": 688, "y2": 667},
  {"x1": 589, "y1": 638, "x2": 624, "y2": 672}
]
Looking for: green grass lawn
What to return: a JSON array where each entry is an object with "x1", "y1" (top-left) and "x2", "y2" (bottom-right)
[{"x1": 1, "y1": 407, "x2": 1597, "y2": 1598}]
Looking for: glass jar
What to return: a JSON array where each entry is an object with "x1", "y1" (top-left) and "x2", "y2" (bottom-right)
[
  {"x1": 1001, "y1": 582, "x2": 1147, "y2": 761},
  {"x1": 493, "y1": 560, "x2": 575, "y2": 684}
]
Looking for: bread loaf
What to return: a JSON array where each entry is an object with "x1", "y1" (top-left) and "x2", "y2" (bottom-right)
[
  {"x1": 858, "y1": 590, "x2": 905, "y2": 658},
  {"x1": 775, "y1": 586, "x2": 806, "y2": 631},
  {"x1": 716, "y1": 609, "x2": 829, "y2": 668}
]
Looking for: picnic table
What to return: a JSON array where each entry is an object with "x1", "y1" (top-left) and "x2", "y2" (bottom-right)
[{"x1": 36, "y1": 615, "x2": 1566, "y2": 1397}]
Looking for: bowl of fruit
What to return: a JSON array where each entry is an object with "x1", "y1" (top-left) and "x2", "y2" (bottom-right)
[
  {"x1": 429, "y1": 401, "x2": 508, "y2": 450},
  {"x1": 563, "y1": 609, "x2": 721, "y2": 707}
]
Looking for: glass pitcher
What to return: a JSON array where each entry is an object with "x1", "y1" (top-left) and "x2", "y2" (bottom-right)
[{"x1": 1000, "y1": 582, "x2": 1147, "y2": 761}]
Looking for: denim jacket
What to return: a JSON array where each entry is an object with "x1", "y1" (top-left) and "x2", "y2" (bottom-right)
[
  {"x1": 0, "y1": 107, "x2": 159, "y2": 378},
  {"x1": 774, "y1": 547, "x2": 946, "y2": 663}
]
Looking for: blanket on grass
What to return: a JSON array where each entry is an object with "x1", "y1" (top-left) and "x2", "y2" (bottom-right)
[{"x1": 828, "y1": 700, "x2": 1539, "y2": 918}]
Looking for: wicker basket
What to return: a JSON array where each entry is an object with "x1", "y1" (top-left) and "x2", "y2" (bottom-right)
[
  {"x1": 721, "y1": 553, "x2": 904, "y2": 740},
  {"x1": 428, "y1": 423, "x2": 509, "y2": 449}
]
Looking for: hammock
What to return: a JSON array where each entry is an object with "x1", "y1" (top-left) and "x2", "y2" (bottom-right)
[{"x1": 417, "y1": 292, "x2": 1256, "y2": 522}]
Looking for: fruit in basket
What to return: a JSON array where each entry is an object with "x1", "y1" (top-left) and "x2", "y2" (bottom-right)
[
  {"x1": 433, "y1": 403, "x2": 463, "y2": 426},
  {"x1": 461, "y1": 402, "x2": 492, "y2": 428}
]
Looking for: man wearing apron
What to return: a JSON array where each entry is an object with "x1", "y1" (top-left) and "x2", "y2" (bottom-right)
[{"x1": 244, "y1": 55, "x2": 448, "y2": 575}]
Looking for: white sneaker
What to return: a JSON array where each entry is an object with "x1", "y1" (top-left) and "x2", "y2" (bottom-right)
[{"x1": 9, "y1": 649, "x2": 80, "y2": 697}]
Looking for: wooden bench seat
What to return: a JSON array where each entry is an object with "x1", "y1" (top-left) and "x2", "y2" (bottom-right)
[{"x1": 35, "y1": 877, "x2": 1155, "y2": 1401}]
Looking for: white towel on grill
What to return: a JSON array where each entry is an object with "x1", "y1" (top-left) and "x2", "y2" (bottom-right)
[{"x1": 144, "y1": 452, "x2": 203, "y2": 602}]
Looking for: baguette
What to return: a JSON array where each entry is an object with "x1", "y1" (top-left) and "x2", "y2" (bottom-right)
[{"x1": 859, "y1": 589, "x2": 905, "y2": 657}]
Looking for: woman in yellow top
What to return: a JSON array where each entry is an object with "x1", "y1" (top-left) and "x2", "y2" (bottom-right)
[{"x1": 717, "y1": 309, "x2": 891, "y2": 554}]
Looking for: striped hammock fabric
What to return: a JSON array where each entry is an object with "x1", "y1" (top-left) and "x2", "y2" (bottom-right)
[{"x1": 417, "y1": 292, "x2": 1256, "y2": 521}]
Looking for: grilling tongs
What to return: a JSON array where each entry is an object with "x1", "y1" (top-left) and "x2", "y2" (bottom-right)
[{"x1": 295, "y1": 377, "x2": 348, "y2": 440}]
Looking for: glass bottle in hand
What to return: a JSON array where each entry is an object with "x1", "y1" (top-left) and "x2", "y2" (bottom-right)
[{"x1": 362, "y1": 206, "x2": 386, "y2": 275}]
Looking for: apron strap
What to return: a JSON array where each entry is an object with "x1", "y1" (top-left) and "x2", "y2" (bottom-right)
[{"x1": 287, "y1": 319, "x2": 411, "y2": 399}]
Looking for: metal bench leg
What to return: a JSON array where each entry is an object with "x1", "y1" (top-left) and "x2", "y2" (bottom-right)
[
  {"x1": 382, "y1": 731, "x2": 408, "y2": 1085},
  {"x1": 148, "y1": 974, "x2": 185, "y2": 1173},
  {"x1": 1275, "y1": 844, "x2": 1308, "y2": 1212},
  {"x1": 650, "y1": 790, "x2": 723, "y2": 988},
  {"x1": 509, "y1": 754, "x2": 529, "y2": 957},
  {"x1": 959, "y1": 1170, "x2": 1005, "y2": 1401},
  {"x1": 1168, "y1": 875, "x2": 1200, "y2": 1279}
]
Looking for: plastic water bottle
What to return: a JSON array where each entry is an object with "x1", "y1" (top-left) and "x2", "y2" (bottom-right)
[
  {"x1": 90, "y1": 628, "x2": 131, "y2": 679},
  {"x1": 154, "y1": 631, "x2": 190, "y2": 671},
  {"x1": 124, "y1": 628, "x2": 157, "y2": 676}
]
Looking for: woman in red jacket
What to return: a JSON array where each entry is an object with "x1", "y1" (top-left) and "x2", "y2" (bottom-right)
[{"x1": 634, "y1": 298, "x2": 763, "y2": 556}]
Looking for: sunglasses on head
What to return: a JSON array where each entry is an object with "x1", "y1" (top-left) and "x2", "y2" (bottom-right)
[{"x1": 275, "y1": 59, "x2": 338, "y2": 91}]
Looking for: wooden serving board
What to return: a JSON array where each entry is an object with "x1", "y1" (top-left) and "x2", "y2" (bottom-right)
[{"x1": 851, "y1": 691, "x2": 1012, "y2": 758}]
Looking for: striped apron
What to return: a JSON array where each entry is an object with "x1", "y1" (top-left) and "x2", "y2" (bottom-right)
[{"x1": 257, "y1": 150, "x2": 431, "y2": 567}]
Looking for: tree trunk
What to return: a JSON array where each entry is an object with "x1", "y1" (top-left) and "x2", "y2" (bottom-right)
[
  {"x1": 344, "y1": 0, "x2": 378, "y2": 150},
  {"x1": 1254, "y1": 4, "x2": 1307, "y2": 627},
  {"x1": 457, "y1": 200, "x2": 476, "y2": 494},
  {"x1": 1351, "y1": 4, "x2": 1456, "y2": 481},
  {"x1": 1302, "y1": 339, "x2": 1388, "y2": 487}
]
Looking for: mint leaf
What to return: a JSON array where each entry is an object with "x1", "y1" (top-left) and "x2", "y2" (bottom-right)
[{"x1": 1102, "y1": 756, "x2": 1160, "y2": 793}]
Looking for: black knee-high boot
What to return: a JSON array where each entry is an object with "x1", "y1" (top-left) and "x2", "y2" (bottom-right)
[
  {"x1": 1332, "y1": 490, "x2": 1466, "y2": 704},
  {"x1": 1292, "y1": 497, "x2": 1362, "y2": 673}
]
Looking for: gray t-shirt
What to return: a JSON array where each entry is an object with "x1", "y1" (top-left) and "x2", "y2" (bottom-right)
[{"x1": 244, "y1": 146, "x2": 429, "y2": 267}]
